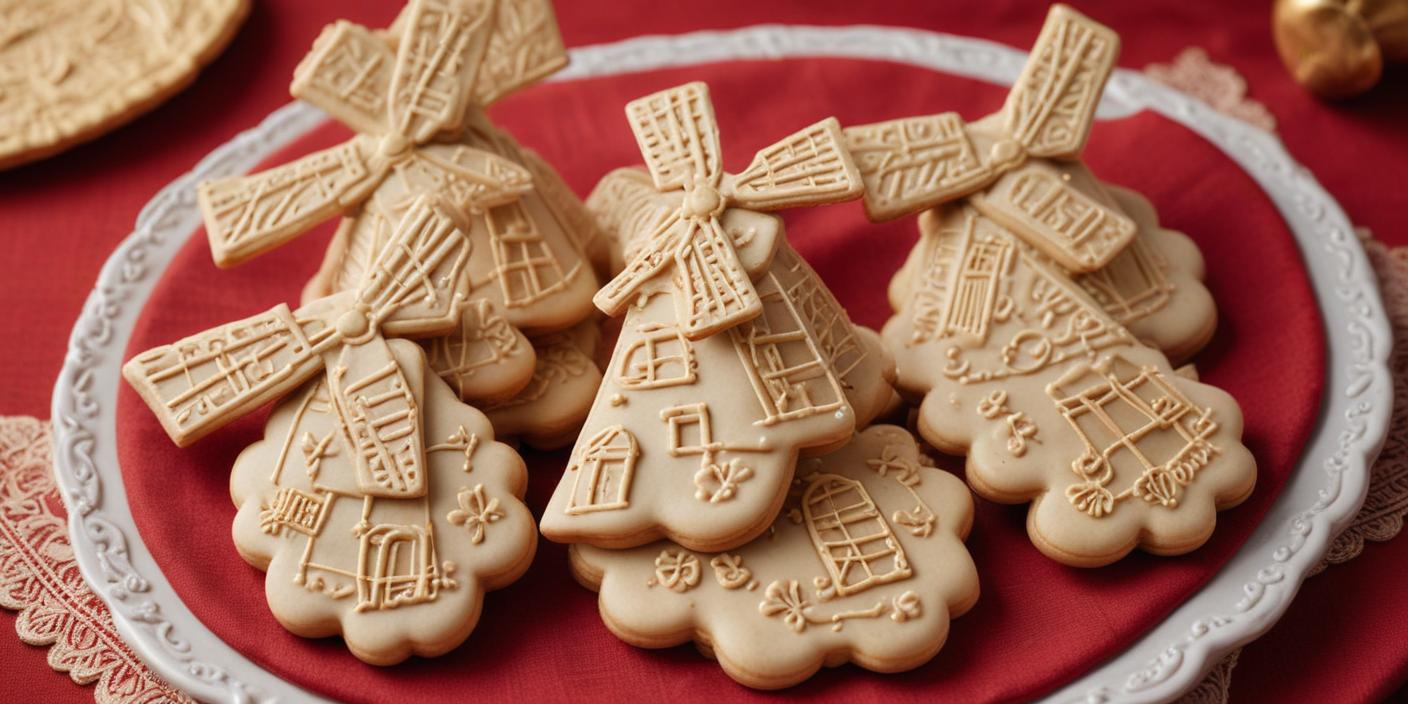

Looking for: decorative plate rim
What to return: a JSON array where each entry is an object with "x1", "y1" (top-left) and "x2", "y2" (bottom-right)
[{"x1": 48, "y1": 24, "x2": 1392, "y2": 704}]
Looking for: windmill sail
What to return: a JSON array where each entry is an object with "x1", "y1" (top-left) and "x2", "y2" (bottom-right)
[
  {"x1": 471, "y1": 0, "x2": 569, "y2": 106},
  {"x1": 1001, "y1": 4, "x2": 1119, "y2": 159},
  {"x1": 388, "y1": 0, "x2": 496, "y2": 143},
  {"x1": 843, "y1": 112, "x2": 995, "y2": 221},
  {"x1": 728, "y1": 118, "x2": 863, "y2": 210},
  {"x1": 626, "y1": 82, "x2": 722, "y2": 191},
  {"x1": 199, "y1": 138, "x2": 384, "y2": 267},
  {"x1": 290, "y1": 21, "x2": 396, "y2": 136},
  {"x1": 122, "y1": 303, "x2": 341, "y2": 446}
]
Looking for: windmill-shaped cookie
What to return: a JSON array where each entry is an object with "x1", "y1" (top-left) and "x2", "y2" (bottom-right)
[
  {"x1": 121, "y1": 199, "x2": 536, "y2": 662},
  {"x1": 845, "y1": 4, "x2": 1217, "y2": 361},
  {"x1": 541, "y1": 82, "x2": 895, "y2": 552},
  {"x1": 197, "y1": 0, "x2": 600, "y2": 409},
  {"x1": 841, "y1": 5, "x2": 1256, "y2": 566}
]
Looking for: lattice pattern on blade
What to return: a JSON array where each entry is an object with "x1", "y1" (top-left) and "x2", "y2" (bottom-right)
[
  {"x1": 972, "y1": 161, "x2": 1135, "y2": 272},
  {"x1": 354, "y1": 197, "x2": 471, "y2": 334},
  {"x1": 1001, "y1": 4, "x2": 1119, "y2": 159},
  {"x1": 290, "y1": 21, "x2": 395, "y2": 136},
  {"x1": 843, "y1": 113, "x2": 994, "y2": 221},
  {"x1": 471, "y1": 0, "x2": 568, "y2": 106},
  {"x1": 626, "y1": 81, "x2": 722, "y2": 191},
  {"x1": 728, "y1": 118, "x2": 863, "y2": 210},
  {"x1": 593, "y1": 211, "x2": 686, "y2": 315},
  {"x1": 121, "y1": 304, "x2": 338, "y2": 446},
  {"x1": 672, "y1": 218, "x2": 762, "y2": 338},
  {"x1": 388, "y1": 0, "x2": 495, "y2": 143},
  {"x1": 327, "y1": 335, "x2": 426, "y2": 498},
  {"x1": 198, "y1": 137, "x2": 380, "y2": 267}
]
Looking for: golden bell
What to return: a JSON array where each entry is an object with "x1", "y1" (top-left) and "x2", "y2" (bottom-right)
[{"x1": 1273, "y1": 0, "x2": 1408, "y2": 99}]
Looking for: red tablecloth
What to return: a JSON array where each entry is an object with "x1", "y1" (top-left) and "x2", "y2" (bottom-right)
[{"x1": 2, "y1": 1, "x2": 1406, "y2": 702}]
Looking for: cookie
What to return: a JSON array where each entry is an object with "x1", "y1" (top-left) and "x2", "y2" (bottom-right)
[
  {"x1": 571, "y1": 424, "x2": 978, "y2": 689},
  {"x1": 196, "y1": 0, "x2": 597, "y2": 408},
  {"x1": 483, "y1": 320, "x2": 604, "y2": 450},
  {"x1": 124, "y1": 197, "x2": 539, "y2": 661},
  {"x1": 0, "y1": 0, "x2": 249, "y2": 170},
  {"x1": 540, "y1": 89, "x2": 888, "y2": 552},
  {"x1": 231, "y1": 339, "x2": 534, "y2": 664},
  {"x1": 886, "y1": 180, "x2": 1217, "y2": 362},
  {"x1": 886, "y1": 206, "x2": 1256, "y2": 566}
]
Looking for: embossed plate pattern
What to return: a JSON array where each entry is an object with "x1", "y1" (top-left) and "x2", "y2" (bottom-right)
[{"x1": 50, "y1": 25, "x2": 1391, "y2": 703}]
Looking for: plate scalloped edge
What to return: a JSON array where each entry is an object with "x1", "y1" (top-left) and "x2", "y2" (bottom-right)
[{"x1": 48, "y1": 24, "x2": 1392, "y2": 704}]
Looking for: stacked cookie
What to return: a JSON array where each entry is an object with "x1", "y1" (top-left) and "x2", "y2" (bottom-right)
[
  {"x1": 557, "y1": 3, "x2": 1255, "y2": 687},
  {"x1": 550, "y1": 82, "x2": 981, "y2": 688},
  {"x1": 842, "y1": 4, "x2": 1255, "y2": 567},
  {"x1": 123, "y1": 0, "x2": 601, "y2": 665}
]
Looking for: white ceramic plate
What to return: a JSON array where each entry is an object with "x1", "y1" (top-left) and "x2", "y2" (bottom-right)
[{"x1": 51, "y1": 25, "x2": 1392, "y2": 703}]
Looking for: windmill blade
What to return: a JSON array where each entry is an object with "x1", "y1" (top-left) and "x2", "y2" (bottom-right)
[
  {"x1": 353, "y1": 196, "x2": 473, "y2": 336},
  {"x1": 671, "y1": 217, "x2": 763, "y2": 339},
  {"x1": 1001, "y1": 4, "x2": 1119, "y2": 159},
  {"x1": 388, "y1": 0, "x2": 496, "y2": 143},
  {"x1": 416, "y1": 145, "x2": 534, "y2": 211},
  {"x1": 593, "y1": 211, "x2": 688, "y2": 316},
  {"x1": 290, "y1": 21, "x2": 395, "y2": 136},
  {"x1": 198, "y1": 136, "x2": 385, "y2": 268},
  {"x1": 326, "y1": 334, "x2": 428, "y2": 499},
  {"x1": 727, "y1": 117, "x2": 864, "y2": 210},
  {"x1": 843, "y1": 113, "x2": 996, "y2": 222},
  {"x1": 470, "y1": 0, "x2": 568, "y2": 106},
  {"x1": 626, "y1": 81, "x2": 723, "y2": 191},
  {"x1": 971, "y1": 160, "x2": 1135, "y2": 272},
  {"x1": 121, "y1": 302, "x2": 343, "y2": 446}
]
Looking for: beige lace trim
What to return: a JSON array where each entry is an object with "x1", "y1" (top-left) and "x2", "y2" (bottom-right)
[
  {"x1": 1145, "y1": 47, "x2": 1277, "y2": 133},
  {"x1": 0, "y1": 415, "x2": 192, "y2": 704}
]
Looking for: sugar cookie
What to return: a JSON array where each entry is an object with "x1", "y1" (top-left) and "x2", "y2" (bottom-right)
[
  {"x1": 571, "y1": 424, "x2": 978, "y2": 689},
  {"x1": 231, "y1": 340, "x2": 534, "y2": 665},
  {"x1": 542, "y1": 83, "x2": 885, "y2": 551},
  {"x1": 886, "y1": 207, "x2": 1255, "y2": 566}
]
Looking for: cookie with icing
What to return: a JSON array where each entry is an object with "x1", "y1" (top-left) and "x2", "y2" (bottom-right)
[
  {"x1": 885, "y1": 206, "x2": 1255, "y2": 566},
  {"x1": 571, "y1": 424, "x2": 978, "y2": 689},
  {"x1": 124, "y1": 199, "x2": 541, "y2": 660},
  {"x1": 197, "y1": 0, "x2": 600, "y2": 410},
  {"x1": 541, "y1": 100, "x2": 887, "y2": 551},
  {"x1": 231, "y1": 339, "x2": 535, "y2": 664}
]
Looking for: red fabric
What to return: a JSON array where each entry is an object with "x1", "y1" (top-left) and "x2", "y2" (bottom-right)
[{"x1": 1, "y1": 1, "x2": 1405, "y2": 702}]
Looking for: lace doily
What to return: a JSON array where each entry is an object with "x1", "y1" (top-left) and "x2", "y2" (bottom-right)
[
  {"x1": 0, "y1": 415, "x2": 192, "y2": 704},
  {"x1": 1145, "y1": 47, "x2": 1277, "y2": 133}
]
